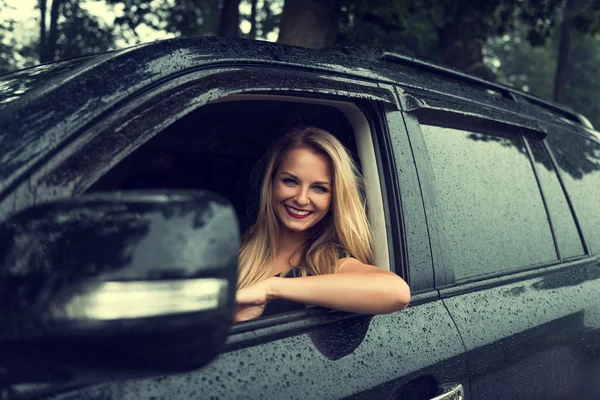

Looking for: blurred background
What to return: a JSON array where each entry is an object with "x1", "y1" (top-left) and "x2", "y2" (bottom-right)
[{"x1": 1, "y1": 0, "x2": 599, "y2": 127}]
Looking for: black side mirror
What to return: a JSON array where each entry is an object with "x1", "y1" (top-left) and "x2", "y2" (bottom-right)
[{"x1": 0, "y1": 190, "x2": 239, "y2": 389}]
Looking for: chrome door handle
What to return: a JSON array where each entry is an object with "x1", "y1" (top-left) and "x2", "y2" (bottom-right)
[{"x1": 429, "y1": 383, "x2": 464, "y2": 400}]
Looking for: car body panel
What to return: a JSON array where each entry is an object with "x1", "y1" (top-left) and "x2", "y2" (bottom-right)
[
  {"x1": 442, "y1": 258, "x2": 600, "y2": 399},
  {"x1": 49, "y1": 296, "x2": 468, "y2": 400},
  {"x1": 402, "y1": 86, "x2": 600, "y2": 399}
]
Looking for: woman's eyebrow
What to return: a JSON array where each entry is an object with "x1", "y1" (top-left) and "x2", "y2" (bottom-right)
[{"x1": 280, "y1": 171, "x2": 331, "y2": 185}]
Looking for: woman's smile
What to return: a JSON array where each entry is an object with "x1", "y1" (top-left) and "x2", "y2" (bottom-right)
[{"x1": 284, "y1": 205, "x2": 314, "y2": 219}]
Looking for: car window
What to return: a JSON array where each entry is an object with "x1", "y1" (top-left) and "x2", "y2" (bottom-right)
[
  {"x1": 420, "y1": 124, "x2": 557, "y2": 281},
  {"x1": 546, "y1": 133, "x2": 600, "y2": 256},
  {"x1": 527, "y1": 139, "x2": 585, "y2": 259}
]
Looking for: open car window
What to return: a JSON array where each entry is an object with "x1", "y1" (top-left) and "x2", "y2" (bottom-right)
[{"x1": 88, "y1": 95, "x2": 392, "y2": 275}]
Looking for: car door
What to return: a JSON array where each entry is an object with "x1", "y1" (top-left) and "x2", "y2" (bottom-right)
[
  {"x1": 2, "y1": 60, "x2": 469, "y2": 399},
  {"x1": 400, "y1": 87, "x2": 600, "y2": 400}
]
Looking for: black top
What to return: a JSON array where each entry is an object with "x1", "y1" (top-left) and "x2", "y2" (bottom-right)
[
  {"x1": 261, "y1": 249, "x2": 351, "y2": 318},
  {"x1": 262, "y1": 266, "x2": 307, "y2": 317}
]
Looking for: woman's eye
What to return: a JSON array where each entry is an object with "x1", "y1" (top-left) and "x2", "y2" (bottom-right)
[
  {"x1": 282, "y1": 178, "x2": 297, "y2": 185},
  {"x1": 313, "y1": 185, "x2": 328, "y2": 193}
]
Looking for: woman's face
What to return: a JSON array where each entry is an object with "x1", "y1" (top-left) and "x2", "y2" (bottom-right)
[{"x1": 272, "y1": 147, "x2": 333, "y2": 234}]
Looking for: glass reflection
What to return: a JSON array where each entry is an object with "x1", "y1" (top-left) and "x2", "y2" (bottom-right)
[
  {"x1": 527, "y1": 139, "x2": 584, "y2": 259},
  {"x1": 547, "y1": 133, "x2": 600, "y2": 255},
  {"x1": 421, "y1": 125, "x2": 557, "y2": 280}
]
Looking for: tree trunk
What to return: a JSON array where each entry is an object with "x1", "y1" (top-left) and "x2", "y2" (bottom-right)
[
  {"x1": 39, "y1": 0, "x2": 47, "y2": 58},
  {"x1": 250, "y1": 0, "x2": 257, "y2": 39},
  {"x1": 219, "y1": 0, "x2": 240, "y2": 37},
  {"x1": 40, "y1": 0, "x2": 61, "y2": 62},
  {"x1": 277, "y1": 0, "x2": 342, "y2": 49},
  {"x1": 554, "y1": 0, "x2": 574, "y2": 103},
  {"x1": 438, "y1": 21, "x2": 495, "y2": 81}
]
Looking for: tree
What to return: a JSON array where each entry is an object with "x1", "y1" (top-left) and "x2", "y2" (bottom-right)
[
  {"x1": 277, "y1": 0, "x2": 342, "y2": 49},
  {"x1": 39, "y1": 0, "x2": 47, "y2": 59},
  {"x1": 39, "y1": 0, "x2": 63, "y2": 62},
  {"x1": 0, "y1": 0, "x2": 19, "y2": 74},
  {"x1": 554, "y1": 0, "x2": 600, "y2": 103},
  {"x1": 249, "y1": 0, "x2": 257, "y2": 39},
  {"x1": 554, "y1": 0, "x2": 574, "y2": 102},
  {"x1": 219, "y1": 0, "x2": 241, "y2": 37},
  {"x1": 561, "y1": 33, "x2": 600, "y2": 129},
  {"x1": 35, "y1": 0, "x2": 116, "y2": 63},
  {"x1": 338, "y1": 0, "x2": 565, "y2": 79},
  {"x1": 239, "y1": 0, "x2": 281, "y2": 40},
  {"x1": 338, "y1": 1, "x2": 438, "y2": 61},
  {"x1": 107, "y1": 0, "x2": 240, "y2": 39},
  {"x1": 486, "y1": 19, "x2": 600, "y2": 129}
]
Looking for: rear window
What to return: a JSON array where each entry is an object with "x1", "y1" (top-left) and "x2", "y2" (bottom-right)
[
  {"x1": 420, "y1": 124, "x2": 557, "y2": 281},
  {"x1": 527, "y1": 139, "x2": 585, "y2": 259}
]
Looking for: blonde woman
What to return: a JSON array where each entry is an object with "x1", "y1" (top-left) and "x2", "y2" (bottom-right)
[{"x1": 234, "y1": 126, "x2": 410, "y2": 322}]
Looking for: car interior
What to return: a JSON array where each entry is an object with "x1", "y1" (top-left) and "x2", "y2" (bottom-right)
[{"x1": 88, "y1": 95, "x2": 390, "y2": 273}]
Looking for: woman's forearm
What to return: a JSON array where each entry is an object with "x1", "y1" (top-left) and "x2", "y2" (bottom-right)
[{"x1": 266, "y1": 271, "x2": 410, "y2": 314}]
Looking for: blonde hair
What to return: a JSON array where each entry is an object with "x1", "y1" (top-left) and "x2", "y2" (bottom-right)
[{"x1": 237, "y1": 126, "x2": 374, "y2": 289}]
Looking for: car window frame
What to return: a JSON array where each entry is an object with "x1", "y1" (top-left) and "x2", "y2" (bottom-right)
[
  {"x1": 0, "y1": 65, "x2": 425, "y2": 341},
  {"x1": 542, "y1": 133, "x2": 597, "y2": 257},
  {"x1": 524, "y1": 136, "x2": 589, "y2": 260},
  {"x1": 399, "y1": 89, "x2": 590, "y2": 290}
]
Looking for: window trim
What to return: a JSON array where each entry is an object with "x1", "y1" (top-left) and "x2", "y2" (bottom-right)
[
  {"x1": 401, "y1": 111, "x2": 455, "y2": 288},
  {"x1": 541, "y1": 139, "x2": 591, "y2": 256},
  {"x1": 522, "y1": 136, "x2": 561, "y2": 260},
  {"x1": 211, "y1": 94, "x2": 392, "y2": 272},
  {"x1": 405, "y1": 107, "x2": 588, "y2": 288},
  {"x1": 439, "y1": 254, "x2": 597, "y2": 298}
]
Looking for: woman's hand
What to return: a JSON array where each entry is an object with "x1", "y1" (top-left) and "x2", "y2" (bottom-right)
[
  {"x1": 234, "y1": 278, "x2": 277, "y2": 323},
  {"x1": 233, "y1": 260, "x2": 411, "y2": 321}
]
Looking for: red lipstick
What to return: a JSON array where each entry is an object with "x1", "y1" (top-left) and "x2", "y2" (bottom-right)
[{"x1": 284, "y1": 206, "x2": 313, "y2": 219}]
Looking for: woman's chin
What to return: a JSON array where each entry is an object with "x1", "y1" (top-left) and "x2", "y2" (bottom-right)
[
  {"x1": 283, "y1": 223, "x2": 311, "y2": 233},
  {"x1": 279, "y1": 217, "x2": 314, "y2": 233}
]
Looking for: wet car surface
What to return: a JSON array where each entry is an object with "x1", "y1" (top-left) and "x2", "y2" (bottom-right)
[{"x1": 1, "y1": 37, "x2": 599, "y2": 400}]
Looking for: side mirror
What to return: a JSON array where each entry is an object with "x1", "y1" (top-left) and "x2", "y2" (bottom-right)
[{"x1": 0, "y1": 190, "x2": 239, "y2": 388}]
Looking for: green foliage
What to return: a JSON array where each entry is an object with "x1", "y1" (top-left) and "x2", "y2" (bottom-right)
[
  {"x1": 486, "y1": 23, "x2": 600, "y2": 128},
  {"x1": 339, "y1": 1, "x2": 438, "y2": 61},
  {"x1": 562, "y1": 34, "x2": 600, "y2": 128},
  {"x1": 0, "y1": 0, "x2": 20, "y2": 74},
  {"x1": 336, "y1": 0, "x2": 570, "y2": 80},
  {"x1": 339, "y1": 0, "x2": 563, "y2": 47},
  {"x1": 485, "y1": 28, "x2": 557, "y2": 99},
  {"x1": 239, "y1": 0, "x2": 282, "y2": 40},
  {"x1": 55, "y1": 0, "x2": 117, "y2": 59},
  {"x1": 107, "y1": 0, "x2": 221, "y2": 38},
  {"x1": 1, "y1": 0, "x2": 599, "y2": 132}
]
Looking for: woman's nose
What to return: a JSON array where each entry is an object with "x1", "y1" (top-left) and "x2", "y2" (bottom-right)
[{"x1": 294, "y1": 187, "x2": 310, "y2": 206}]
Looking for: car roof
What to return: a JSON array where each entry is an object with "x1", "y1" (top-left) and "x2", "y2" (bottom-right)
[{"x1": 0, "y1": 36, "x2": 598, "y2": 199}]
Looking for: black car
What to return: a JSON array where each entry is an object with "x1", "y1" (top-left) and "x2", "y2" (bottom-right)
[{"x1": 1, "y1": 37, "x2": 599, "y2": 400}]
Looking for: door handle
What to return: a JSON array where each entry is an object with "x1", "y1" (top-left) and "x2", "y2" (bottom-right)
[{"x1": 429, "y1": 383, "x2": 464, "y2": 400}]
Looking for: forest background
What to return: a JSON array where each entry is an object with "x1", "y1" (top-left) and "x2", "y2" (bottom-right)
[{"x1": 1, "y1": 0, "x2": 599, "y2": 127}]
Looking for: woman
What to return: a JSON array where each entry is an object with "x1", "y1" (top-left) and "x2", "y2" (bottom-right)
[{"x1": 235, "y1": 126, "x2": 410, "y2": 322}]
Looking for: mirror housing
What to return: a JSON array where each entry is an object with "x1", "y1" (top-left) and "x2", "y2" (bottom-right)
[{"x1": 0, "y1": 190, "x2": 239, "y2": 387}]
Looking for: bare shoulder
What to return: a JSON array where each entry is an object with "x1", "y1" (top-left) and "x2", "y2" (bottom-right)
[{"x1": 335, "y1": 257, "x2": 387, "y2": 274}]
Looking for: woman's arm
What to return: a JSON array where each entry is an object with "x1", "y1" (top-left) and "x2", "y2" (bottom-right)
[
  {"x1": 270, "y1": 259, "x2": 410, "y2": 313},
  {"x1": 234, "y1": 259, "x2": 410, "y2": 322}
]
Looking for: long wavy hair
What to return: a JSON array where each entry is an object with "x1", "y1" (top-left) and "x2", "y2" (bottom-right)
[{"x1": 237, "y1": 126, "x2": 374, "y2": 289}]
